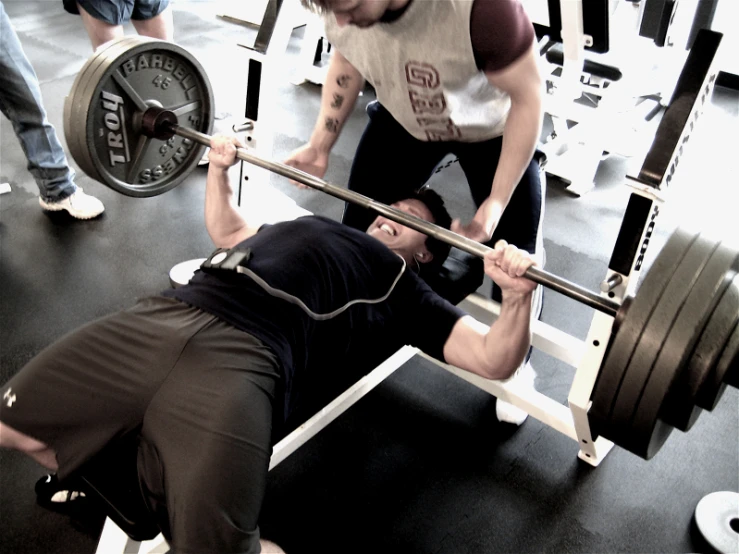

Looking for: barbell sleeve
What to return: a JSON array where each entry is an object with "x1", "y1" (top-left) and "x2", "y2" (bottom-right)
[{"x1": 171, "y1": 124, "x2": 620, "y2": 318}]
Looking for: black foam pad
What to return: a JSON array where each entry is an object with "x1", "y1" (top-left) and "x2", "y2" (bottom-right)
[{"x1": 422, "y1": 248, "x2": 485, "y2": 306}]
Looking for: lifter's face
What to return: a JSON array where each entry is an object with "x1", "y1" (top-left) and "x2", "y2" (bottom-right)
[
  {"x1": 329, "y1": 0, "x2": 408, "y2": 28},
  {"x1": 366, "y1": 199, "x2": 434, "y2": 266}
]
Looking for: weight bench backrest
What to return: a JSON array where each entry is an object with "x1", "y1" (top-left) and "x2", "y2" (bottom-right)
[{"x1": 545, "y1": 46, "x2": 623, "y2": 82}]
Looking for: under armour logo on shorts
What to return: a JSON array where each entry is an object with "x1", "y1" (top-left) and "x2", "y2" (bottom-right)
[{"x1": 3, "y1": 387, "x2": 16, "y2": 407}]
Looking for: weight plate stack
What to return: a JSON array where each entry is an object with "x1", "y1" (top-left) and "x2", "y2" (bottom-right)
[
  {"x1": 696, "y1": 274, "x2": 739, "y2": 411},
  {"x1": 660, "y1": 252, "x2": 739, "y2": 431},
  {"x1": 609, "y1": 232, "x2": 717, "y2": 458},
  {"x1": 589, "y1": 227, "x2": 696, "y2": 448}
]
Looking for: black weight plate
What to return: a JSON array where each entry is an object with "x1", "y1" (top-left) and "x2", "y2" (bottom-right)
[
  {"x1": 720, "y1": 325, "x2": 739, "y2": 389},
  {"x1": 589, "y1": 227, "x2": 696, "y2": 435},
  {"x1": 697, "y1": 274, "x2": 739, "y2": 410},
  {"x1": 607, "y1": 232, "x2": 716, "y2": 457},
  {"x1": 704, "y1": 329, "x2": 737, "y2": 409},
  {"x1": 669, "y1": 260, "x2": 739, "y2": 422},
  {"x1": 70, "y1": 37, "x2": 214, "y2": 197},
  {"x1": 628, "y1": 243, "x2": 734, "y2": 457},
  {"x1": 673, "y1": 401, "x2": 702, "y2": 434},
  {"x1": 659, "y1": 245, "x2": 739, "y2": 430},
  {"x1": 65, "y1": 38, "x2": 142, "y2": 183}
]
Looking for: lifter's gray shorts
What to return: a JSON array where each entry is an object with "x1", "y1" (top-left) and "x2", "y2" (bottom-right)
[{"x1": 0, "y1": 296, "x2": 280, "y2": 554}]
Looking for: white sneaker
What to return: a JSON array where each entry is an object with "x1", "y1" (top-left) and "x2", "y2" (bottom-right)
[
  {"x1": 39, "y1": 188, "x2": 105, "y2": 220},
  {"x1": 496, "y1": 360, "x2": 537, "y2": 425}
]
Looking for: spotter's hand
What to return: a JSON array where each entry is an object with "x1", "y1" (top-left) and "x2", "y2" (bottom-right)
[
  {"x1": 283, "y1": 144, "x2": 329, "y2": 189},
  {"x1": 451, "y1": 197, "x2": 502, "y2": 243}
]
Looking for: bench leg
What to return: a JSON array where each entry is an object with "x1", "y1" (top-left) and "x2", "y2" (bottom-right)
[
  {"x1": 96, "y1": 517, "x2": 168, "y2": 554},
  {"x1": 96, "y1": 517, "x2": 138, "y2": 553}
]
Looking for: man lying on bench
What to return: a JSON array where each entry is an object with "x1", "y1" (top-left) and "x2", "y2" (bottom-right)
[{"x1": 0, "y1": 136, "x2": 537, "y2": 554}]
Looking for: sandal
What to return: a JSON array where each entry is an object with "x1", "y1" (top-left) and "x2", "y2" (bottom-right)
[{"x1": 35, "y1": 473, "x2": 88, "y2": 511}]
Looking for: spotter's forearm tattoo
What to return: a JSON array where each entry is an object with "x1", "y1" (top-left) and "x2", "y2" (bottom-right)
[
  {"x1": 336, "y1": 74, "x2": 352, "y2": 89},
  {"x1": 325, "y1": 117, "x2": 340, "y2": 133},
  {"x1": 330, "y1": 93, "x2": 344, "y2": 109}
]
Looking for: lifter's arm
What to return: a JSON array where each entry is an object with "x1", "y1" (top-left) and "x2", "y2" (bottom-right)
[
  {"x1": 442, "y1": 242, "x2": 536, "y2": 380},
  {"x1": 205, "y1": 136, "x2": 260, "y2": 248},
  {"x1": 284, "y1": 50, "x2": 365, "y2": 179}
]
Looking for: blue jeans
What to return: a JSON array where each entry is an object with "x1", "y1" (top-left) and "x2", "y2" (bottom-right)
[
  {"x1": 342, "y1": 101, "x2": 544, "y2": 303},
  {"x1": 0, "y1": 1, "x2": 75, "y2": 201}
]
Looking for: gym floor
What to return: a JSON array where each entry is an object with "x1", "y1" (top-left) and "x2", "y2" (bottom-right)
[{"x1": 1, "y1": 2, "x2": 737, "y2": 553}]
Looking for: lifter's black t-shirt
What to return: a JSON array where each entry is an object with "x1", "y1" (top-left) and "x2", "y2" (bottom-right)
[{"x1": 163, "y1": 216, "x2": 465, "y2": 419}]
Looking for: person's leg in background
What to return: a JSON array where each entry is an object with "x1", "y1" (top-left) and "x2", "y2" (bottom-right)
[
  {"x1": 130, "y1": 0, "x2": 173, "y2": 41},
  {"x1": 456, "y1": 136, "x2": 545, "y2": 424},
  {"x1": 341, "y1": 101, "x2": 449, "y2": 232},
  {"x1": 0, "y1": 1, "x2": 104, "y2": 219},
  {"x1": 69, "y1": 0, "x2": 173, "y2": 52},
  {"x1": 73, "y1": 0, "x2": 126, "y2": 50}
]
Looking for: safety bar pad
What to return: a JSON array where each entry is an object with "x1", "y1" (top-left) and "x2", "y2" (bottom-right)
[{"x1": 545, "y1": 47, "x2": 623, "y2": 82}]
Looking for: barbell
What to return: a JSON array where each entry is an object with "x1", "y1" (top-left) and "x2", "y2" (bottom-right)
[{"x1": 63, "y1": 37, "x2": 738, "y2": 460}]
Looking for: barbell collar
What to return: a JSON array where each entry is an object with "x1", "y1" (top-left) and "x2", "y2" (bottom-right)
[
  {"x1": 169, "y1": 123, "x2": 620, "y2": 318},
  {"x1": 140, "y1": 107, "x2": 178, "y2": 141}
]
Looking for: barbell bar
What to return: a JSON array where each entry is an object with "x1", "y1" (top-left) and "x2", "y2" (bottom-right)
[
  {"x1": 170, "y1": 121, "x2": 622, "y2": 316},
  {"x1": 63, "y1": 37, "x2": 738, "y2": 460},
  {"x1": 64, "y1": 33, "x2": 619, "y2": 315}
]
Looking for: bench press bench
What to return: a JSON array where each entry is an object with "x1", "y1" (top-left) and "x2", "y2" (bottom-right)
[
  {"x1": 47, "y1": 256, "x2": 490, "y2": 553},
  {"x1": 38, "y1": 152, "x2": 548, "y2": 554}
]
